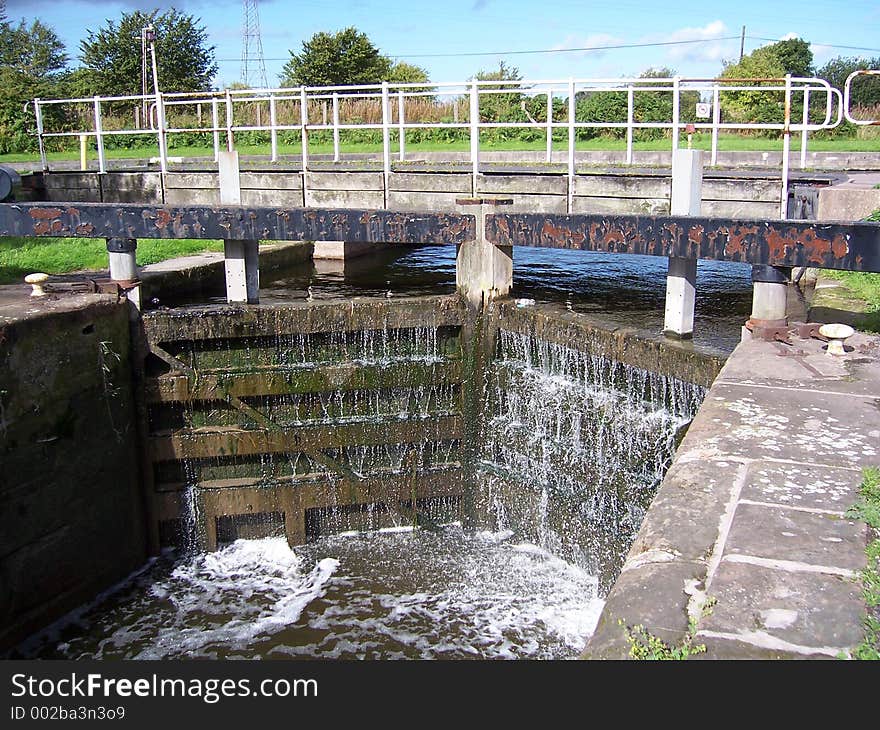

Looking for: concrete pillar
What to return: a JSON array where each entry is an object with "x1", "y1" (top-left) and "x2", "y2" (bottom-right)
[
  {"x1": 455, "y1": 198, "x2": 513, "y2": 309},
  {"x1": 750, "y1": 265, "x2": 790, "y2": 326},
  {"x1": 106, "y1": 237, "x2": 141, "y2": 309},
  {"x1": 664, "y1": 149, "x2": 703, "y2": 338},
  {"x1": 218, "y1": 149, "x2": 260, "y2": 303}
]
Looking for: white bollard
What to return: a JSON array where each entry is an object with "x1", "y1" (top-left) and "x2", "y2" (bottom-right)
[{"x1": 218, "y1": 150, "x2": 259, "y2": 304}]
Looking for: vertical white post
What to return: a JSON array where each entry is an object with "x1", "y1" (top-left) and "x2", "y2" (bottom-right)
[
  {"x1": 626, "y1": 84, "x2": 634, "y2": 165},
  {"x1": 332, "y1": 92, "x2": 340, "y2": 162},
  {"x1": 93, "y1": 97, "x2": 106, "y2": 174},
  {"x1": 470, "y1": 81, "x2": 479, "y2": 197},
  {"x1": 800, "y1": 86, "x2": 810, "y2": 170},
  {"x1": 567, "y1": 78, "x2": 575, "y2": 214},
  {"x1": 269, "y1": 93, "x2": 278, "y2": 163},
  {"x1": 398, "y1": 89, "x2": 406, "y2": 162},
  {"x1": 671, "y1": 76, "x2": 680, "y2": 155},
  {"x1": 300, "y1": 87, "x2": 309, "y2": 171},
  {"x1": 155, "y1": 92, "x2": 169, "y2": 173},
  {"x1": 211, "y1": 98, "x2": 220, "y2": 163},
  {"x1": 219, "y1": 150, "x2": 259, "y2": 304},
  {"x1": 664, "y1": 148, "x2": 703, "y2": 339},
  {"x1": 224, "y1": 90, "x2": 234, "y2": 152},
  {"x1": 711, "y1": 85, "x2": 720, "y2": 166},
  {"x1": 780, "y1": 74, "x2": 792, "y2": 219},
  {"x1": 34, "y1": 99, "x2": 48, "y2": 172},
  {"x1": 382, "y1": 81, "x2": 391, "y2": 205},
  {"x1": 546, "y1": 89, "x2": 553, "y2": 163}
]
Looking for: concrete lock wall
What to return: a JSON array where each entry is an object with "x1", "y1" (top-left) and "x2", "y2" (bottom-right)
[
  {"x1": 24, "y1": 168, "x2": 820, "y2": 220},
  {"x1": 0, "y1": 295, "x2": 146, "y2": 652}
]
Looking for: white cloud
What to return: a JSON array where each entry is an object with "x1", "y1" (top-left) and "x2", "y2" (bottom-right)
[
  {"x1": 550, "y1": 33, "x2": 624, "y2": 59},
  {"x1": 664, "y1": 20, "x2": 733, "y2": 63}
]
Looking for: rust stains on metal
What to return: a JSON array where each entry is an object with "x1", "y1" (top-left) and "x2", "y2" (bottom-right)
[{"x1": 484, "y1": 213, "x2": 880, "y2": 272}]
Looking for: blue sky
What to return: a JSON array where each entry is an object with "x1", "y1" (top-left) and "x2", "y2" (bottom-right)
[{"x1": 5, "y1": 0, "x2": 880, "y2": 88}]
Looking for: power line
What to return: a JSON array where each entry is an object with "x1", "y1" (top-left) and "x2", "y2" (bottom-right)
[{"x1": 748, "y1": 35, "x2": 880, "y2": 54}]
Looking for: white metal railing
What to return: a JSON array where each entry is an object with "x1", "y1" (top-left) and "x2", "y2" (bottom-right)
[{"x1": 32, "y1": 75, "x2": 848, "y2": 217}]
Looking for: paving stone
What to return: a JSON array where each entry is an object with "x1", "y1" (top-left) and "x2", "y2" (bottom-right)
[
  {"x1": 702, "y1": 560, "x2": 864, "y2": 652},
  {"x1": 741, "y1": 462, "x2": 863, "y2": 512},
  {"x1": 725, "y1": 502, "x2": 866, "y2": 573}
]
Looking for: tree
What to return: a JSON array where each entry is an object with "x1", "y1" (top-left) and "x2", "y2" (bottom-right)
[
  {"x1": 765, "y1": 38, "x2": 813, "y2": 77},
  {"x1": 78, "y1": 9, "x2": 217, "y2": 97},
  {"x1": 720, "y1": 46, "x2": 788, "y2": 124},
  {"x1": 281, "y1": 27, "x2": 391, "y2": 88},
  {"x1": 387, "y1": 61, "x2": 429, "y2": 85},
  {"x1": 472, "y1": 61, "x2": 526, "y2": 123},
  {"x1": 0, "y1": 18, "x2": 70, "y2": 153},
  {"x1": 818, "y1": 56, "x2": 880, "y2": 107}
]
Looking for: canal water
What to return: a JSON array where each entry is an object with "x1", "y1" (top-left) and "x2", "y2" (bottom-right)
[{"x1": 17, "y1": 246, "x2": 749, "y2": 660}]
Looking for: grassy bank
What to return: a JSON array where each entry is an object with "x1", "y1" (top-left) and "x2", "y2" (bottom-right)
[
  {"x1": 847, "y1": 467, "x2": 880, "y2": 660},
  {"x1": 2, "y1": 133, "x2": 878, "y2": 166},
  {"x1": 0, "y1": 237, "x2": 224, "y2": 284}
]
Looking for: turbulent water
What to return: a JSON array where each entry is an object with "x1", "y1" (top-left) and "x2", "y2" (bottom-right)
[{"x1": 18, "y1": 529, "x2": 603, "y2": 660}]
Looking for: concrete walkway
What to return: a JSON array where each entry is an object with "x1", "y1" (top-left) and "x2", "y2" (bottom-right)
[{"x1": 584, "y1": 328, "x2": 879, "y2": 659}]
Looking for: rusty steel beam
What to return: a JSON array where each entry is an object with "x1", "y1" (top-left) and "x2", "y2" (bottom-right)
[
  {"x1": 485, "y1": 213, "x2": 880, "y2": 272},
  {"x1": 0, "y1": 202, "x2": 475, "y2": 244}
]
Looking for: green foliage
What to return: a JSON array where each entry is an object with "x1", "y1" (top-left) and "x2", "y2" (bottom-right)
[
  {"x1": 472, "y1": 61, "x2": 528, "y2": 131},
  {"x1": 845, "y1": 467, "x2": 880, "y2": 660},
  {"x1": 623, "y1": 598, "x2": 715, "y2": 660},
  {"x1": 720, "y1": 47, "x2": 787, "y2": 125},
  {"x1": 78, "y1": 9, "x2": 217, "y2": 97},
  {"x1": 765, "y1": 38, "x2": 814, "y2": 77},
  {"x1": 817, "y1": 56, "x2": 880, "y2": 107},
  {"x1": 388, "y1": 62, "x2": 430, "y2": 85},
  {"x1": 0, "y1": 18, "x2": 70, "y2": 154},
  {"x1": 281, "y1": 27, "x2": 392, "y2": 88}
]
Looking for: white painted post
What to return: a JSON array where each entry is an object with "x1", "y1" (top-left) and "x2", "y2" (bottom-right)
[
  {"x1": 780, "y1": 74, "x2": 792, "y2": 219},
  {"x1": 155, "y1": 92, "x2": 169, "y2": 173},
  {"x1": 546, "y1": 89, "x2": 553, "y2": 163},
  {"x1": 93, "y1": 97, "x2": 106, "y2": 174},
  {"x1": 332, "y1": 92, "x2": 340, "y2": 162},
  {"x1": 382, "y1": 81, "x2": 391, "y2": 205},
  {"x1": 711, "y1": 85, "x2": 720, "y2": 166},
  {"x1": 750, "y1": 265, "x2": 789, "y2": 329},
  {"x1": 34, "y1": 99, "x2": 48, "y2": 172},
  {"x1": 300, "y1": 87, "x2": 309, "y2": 171},
  {"x1": 470, "y1": 81, "x2": 479, "y2": 197},
  {"x1": 568, "y1": 78, "x2": 575, "y2": 214},
  {"x1": 224, "y1": 90, "x2": 234, "y2": 152},
  {"x1": 269, "y1": 93, "x2": 278, "y2": 163},
  {"x1": 800, "y1": 86, "x2": 810, "y2": 170},
  {"x1": 211, "y1": 98, "x2": 220, "y2": 163},
  {"x1": 219, "y1": 150, "x2": 259, "y2": 304},
  {"x1": 663, "y1": 148, "x2": 703, "y2": 339},
  {"x1": 626, "y1": 84, "x2": 634, "y2": 165},
  {"x1": 398, "y1": 89, "x2": 406, "y2": 162},
  {"x1": 671, "y1": 76, "x2": 680, "y2": 155}
]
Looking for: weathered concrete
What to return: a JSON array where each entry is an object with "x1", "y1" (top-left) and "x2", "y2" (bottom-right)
[
  {"x1": 583, "y1": 331, "x2": 880, "y2": 659},
  {"x1": 0, "y1": 293, "x2": 146, "y2": 653}
]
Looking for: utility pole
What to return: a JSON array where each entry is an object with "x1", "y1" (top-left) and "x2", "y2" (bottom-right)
[{"x1": 740, "y1": 26, "x2": 746, "y2": 61}]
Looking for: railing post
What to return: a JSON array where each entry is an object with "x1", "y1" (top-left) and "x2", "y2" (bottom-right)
[
  {"x1": 332, "y1": 92, "x2": 340, "y2": 162},
  {"x1": 300, "y1": 86, "x2": 309, "y2": 172},
  {"x1": 211, "y1": 97, "x2": 220, "y2": 163},
  {"x1": 470, "y1": 81, "x2": 479, "y2": 197},
  {"x1": 155, "y1": 92, "x2": 169, "y2": 173},
  {"x1": 224, "y1": 90, "x2": 234, "y2": 152},
  {"x1": 626, "y1": 84, "x2": 634, "y2": 165},
  {"x1": 33, "y1": 99, "x2": 48, "y2": 172},
  {"x1": 382, "y1": 81, "x2": 391, "y2": 205},
  {"x1": 567, "y1": 78, "x2": 575, "y2": 214},
  {"x1": 269, "y1": 93, "x2": 278, "y2": 163},
  {"x1": 546, "y1": 88, "x2": 553, "y2": 163},
  {"x1": 93, "y1": 96, "x2": 106, "y2": 174},
  {"x1": 671, "y1": 76, "x2": 680, "y2": 155},
  {"x1": 711, "y1": 85, "x2": 720, "y2": 166},
  {"x1": 398, "y1": 89, "x2": 406, "y2": 162},
  {"x1": 800, "y1": 86, "x2": 810, "y2": 170},
  {"x1": 780, "y1": 74, "x2": 792, "y2": 219}
]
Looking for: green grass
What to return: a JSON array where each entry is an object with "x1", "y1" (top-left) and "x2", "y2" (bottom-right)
[
  {"x1": 0, "y1": 237, "x2": 224, "y2": 284},
  {"x1": 2, "y1": 133, "x2": 877, "y2": 167},
  {"x1": 846, "y1": 467, "x2": 880, "y2": 660}
]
